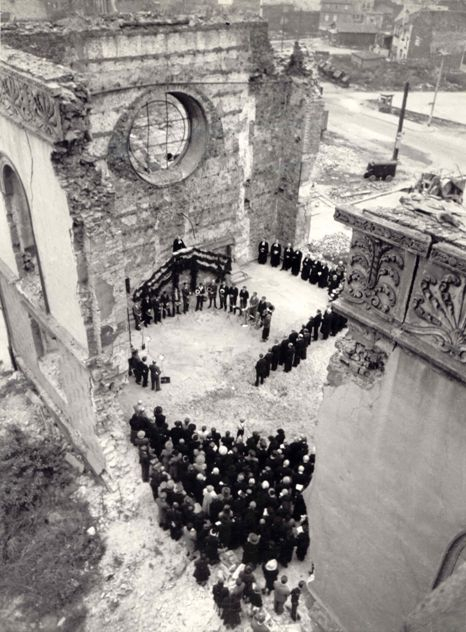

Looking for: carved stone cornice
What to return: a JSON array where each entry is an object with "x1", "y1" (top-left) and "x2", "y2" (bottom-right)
[
  {"x1": 430, "y1": 242, "x2": 466, "y2": 275},
  {"x1": 0, "y1": 47, "x2": 89, "y2": 144},
  {"x1": 335, "y1": 205, "x2": 431, "y2": 256},
  {"x1": 335, "y1": 203, "x2": 466, "y2": 384}
]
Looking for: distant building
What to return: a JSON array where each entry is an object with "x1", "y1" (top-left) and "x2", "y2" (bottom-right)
[
  {"x1": 263, "y1": 3, "x2": 319, "y2": 37},
  {"x1": 351, "y1": 48, "x2": 384, "y2": 66},
  {"x1": 392, "y1": 6, "x2": 466, "y2": 69},
  {"x1": 319, "y1": 0, "x2": 393, "y2": 47}
]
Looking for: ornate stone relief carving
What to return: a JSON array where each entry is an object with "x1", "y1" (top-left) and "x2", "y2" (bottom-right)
[
  {"x1": 0, "y1": 69, "x2": 63, "y2": 141},
  {"x1": 405, "y1": 272, "x2": 466, "y2": 364},
  {"x1": 345, "y1": 231, "x2": 404, "y2": 319}
]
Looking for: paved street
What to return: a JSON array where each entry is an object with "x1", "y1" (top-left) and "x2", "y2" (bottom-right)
[{"x1": 322, "y1": 83, "x2": 466, "y2": 175}]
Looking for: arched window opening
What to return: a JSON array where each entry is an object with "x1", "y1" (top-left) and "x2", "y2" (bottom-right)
[{"x1": 1, "y1": 161, "x2": 49, "y2": 312}]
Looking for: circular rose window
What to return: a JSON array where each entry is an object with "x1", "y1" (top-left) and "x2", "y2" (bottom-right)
[{"x1": 128, "y1": 91, "x2": 207, "y2": 186}]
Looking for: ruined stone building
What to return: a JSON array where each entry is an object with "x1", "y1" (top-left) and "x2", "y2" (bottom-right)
[
  {"x1": 307, "y1": 203, "x2": 466, "y2": 631},
  {"x1": 0, "y1": 14, "x2": 323, "y2": 472}
]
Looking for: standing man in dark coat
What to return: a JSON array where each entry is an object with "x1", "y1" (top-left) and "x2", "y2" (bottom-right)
[
  {"x1": 281, "y1": 243, "x2": 293, "y2": 271},
  {"x1": 140, "y1": 356, "x2": 149, "y2": 387},
  {"x1": 255, "y1": 354, "x2": 268, "y2": 386},
  {"x1": 320, "y1": 307, "x2": 332, "y2": 340},
  {"x1": 150, "y1": 360, "x2": 161, "y2": 391},
  {"x1": 279, "y1": 337, "x2": 289, "y2": 366},
  {"x1": 309, "y1": 259, "x2": 321, "y2": 284},
  {"x1": 264, "y1": 348, "x2": 274, "y2": 378},
  {"x1": 151, "y1": 293, "x2": 162, "y2": 324},
  {"x1": 296, "y1": 334, "x2": 307, "y2": 361},
  {"x1": 300, "y1": 254, "x2": 312, "y2": 281},
  {"x1": 229, "y1": 285, "x2": 238, "y2": 313},
  {"x1": 270, "y1": 241, "x2": 281, "y2": 267},
  {"x1": 181, "y1": 283, "x2": 190, "y2": 313},
  {"x1": 218, "y1": 282, "x2": 228, "y2": 311},
  {"x1": 318, "y1": 263, "x2": 329, "y2": 289},
  {"x1": 262, "y1": 309, "x2": 272, "y2": 342},
  {"x1": 207, "y1": 281, "x2": 218, "y2": 308},
  {"x1": 258, "y1": 240, "x2": 269, "y2": 264},
  {"x1": 312, "y1": 310, "x2": 322, "y2": 341},
  {"x1": 195, "y1": 284, "x2": 205, "y2": 311},
  {"x1": 284, "y1": 343, "x2": 295, "y2": 373},
  {"x1": 271, "y1": 340, "x2": 280, "y2": 371},
  {"x1": 291, "y1": 249, "x2": 303, "y2": 276},
  {"x1": 172, "y1": 235, "x2": 186, "y2": 252},
  {"x1": 239, "y1": 286, "x2": 249, "y2": 313}
]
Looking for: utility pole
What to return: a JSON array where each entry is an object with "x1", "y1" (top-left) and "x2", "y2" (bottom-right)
[
  {"x1": 392, "y1": 80, "x2": 409, "y2": 162},
  {"x1": 281, "y1": 7, "x2": 285, "y2": 52},
  {"x1": 427, "y1": 53, "x2": 445, "y2": 126}
]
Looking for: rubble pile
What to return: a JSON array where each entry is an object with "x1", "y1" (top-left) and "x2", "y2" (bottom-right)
[{"x1": 400, "y1": 172, "x2": 466, "y2": 228}]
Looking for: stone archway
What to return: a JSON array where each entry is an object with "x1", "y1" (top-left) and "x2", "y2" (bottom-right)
[{"x1": 0, "y1": 156, "x2": 49, "y2": 312}]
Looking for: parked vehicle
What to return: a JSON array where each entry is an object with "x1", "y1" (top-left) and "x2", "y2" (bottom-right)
[{"x1": 364, "y1": 160, "x2": 397, "y2": 181}]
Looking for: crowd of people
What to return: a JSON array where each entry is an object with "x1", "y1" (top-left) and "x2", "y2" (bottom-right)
[
  {"x1": 129, "y1": 404, "x2": 314, "y2": 628},
  {"x1": 258, "y1": 240, "x2": 346, "y2": 301},
  {"x1": 255, "y1": 307, "x2": 347, "y2": 386},
  {"x1": 132, "y1": 279, "x2": 276, "y2": 343}
]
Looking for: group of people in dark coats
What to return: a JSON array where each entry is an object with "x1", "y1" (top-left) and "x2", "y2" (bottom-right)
[
  {"x1": 128, "y1": 347, "x2": 162, "y2": 391},
  {"x1": 254, "y1": 305, "x2": 347, "y2": 385},
  {"x1": 128, "y1": 405, "x2": 313, "y2": 627},
  {"x1": 257, "y1": 240, "x2": 346, "y2": 298}
]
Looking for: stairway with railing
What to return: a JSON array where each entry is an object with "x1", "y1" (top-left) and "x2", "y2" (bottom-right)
[{"x1": 132, "y1": 247, "x2": 232, "y2": 301}]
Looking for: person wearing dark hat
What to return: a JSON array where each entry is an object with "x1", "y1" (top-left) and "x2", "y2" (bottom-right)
[
  {"x1": 255, "y1": 354, "x2": 268, "y2": 387},
  {"x1": 193, "y1": 554, "x2": 210, "y2": 586},
  {"x1": 291, "y1": 248, "x2": 303, "y2": 276},
  {"x1": 262, "y1": 559, "x2": 279, "y2": 594},
  {"x1": 258, "y1": 240, "x2": 269, "y2": 264},
  {"x1": 242, "y1": 532, "x2": 261, "y2": 566},
  {"x1": 270, "y1": 241, "x2": 281, "y2": 267},
  {"x1": 173, "y1": 235, "x2": 186, "y2": 252},
  {"x1": 288, "y1": 580, "x2": 305, "y2": 621},
  {"x1": 273, "y1": 575, "x2": 290, "y2": 614},
  {"x1": 281, "y1": 243, "x2": 293, "y2": 271}
]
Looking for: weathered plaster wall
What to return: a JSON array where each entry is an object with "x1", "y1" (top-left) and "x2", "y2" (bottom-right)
[
  {"x1": 0, "y1": 272, "x2": 105, "y2": 473},
  {"x1": 0, "y1": 117, "x2": 88, "y2": 350},
  {"x1": 309, "y1": 347, "x2": 466, "y2": 632}
]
